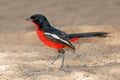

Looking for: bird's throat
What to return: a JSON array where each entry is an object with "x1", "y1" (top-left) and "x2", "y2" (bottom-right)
[{"x1": 31, "y1": 21, "x2": 39, "y2": 30}]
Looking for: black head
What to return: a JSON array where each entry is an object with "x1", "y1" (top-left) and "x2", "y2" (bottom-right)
[{"x1": 26, "y1": 14, "x2": 50, "y2": 30}]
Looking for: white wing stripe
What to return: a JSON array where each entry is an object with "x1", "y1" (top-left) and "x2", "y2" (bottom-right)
[{"x1": 44, "y1": 33, "x2": 70, "y2": 45}]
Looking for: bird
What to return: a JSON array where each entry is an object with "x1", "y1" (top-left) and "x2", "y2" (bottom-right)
[{"x1": 25, "y1": 14, "x2": 108, "y2": 69}]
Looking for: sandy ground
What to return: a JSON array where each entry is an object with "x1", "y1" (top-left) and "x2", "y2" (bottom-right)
[
  {"x1": 0, "y1": 26, "x2": 120, "y2": 80},
  {"x1": 0, "y1": 0, "x2": 120, "y2": 80}
]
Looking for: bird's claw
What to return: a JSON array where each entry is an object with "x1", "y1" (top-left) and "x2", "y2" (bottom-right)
[{"x1": 59, "y1": 66, "x2": 64, "y2": 70}]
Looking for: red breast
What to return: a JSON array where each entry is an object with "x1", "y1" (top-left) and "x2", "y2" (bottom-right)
[{"x1": 31, "y1": 21, "x2": 65, "y2": 49}]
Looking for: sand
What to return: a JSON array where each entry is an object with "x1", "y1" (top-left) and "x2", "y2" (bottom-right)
[
  {"x1": 0, "y1": 0, "x2": 120, "y2": 80},
  {"x1": 0, "y1": 26, "x2": 120, "y2": 80}
]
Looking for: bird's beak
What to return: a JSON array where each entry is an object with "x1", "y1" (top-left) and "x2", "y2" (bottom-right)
[{"x1": 25, "y1": 17, "x2": 31, "y2": 21}]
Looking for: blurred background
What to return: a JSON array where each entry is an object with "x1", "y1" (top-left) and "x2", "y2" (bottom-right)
[
  {"x1": 0, "y1": 0, "x2": 120, "y2": 80},
  {"x1": 0, "y1": 0, "x2": 120, "y2": 33}
]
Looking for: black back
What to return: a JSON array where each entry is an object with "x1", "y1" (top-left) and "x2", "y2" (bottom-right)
[{"x1": 30, "y1": 14, "x2": 50, "y2": 30}]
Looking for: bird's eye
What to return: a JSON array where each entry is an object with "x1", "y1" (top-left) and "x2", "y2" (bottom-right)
[
  {"x1": 30, "y1": 16, "x2": 38, "y2": 20},
  {"x1": 34, "y1": 17, "x2": 38, "y2": 20},
  {"x1": 39, "y1": 20, "x2": 43, "y2": 23}
]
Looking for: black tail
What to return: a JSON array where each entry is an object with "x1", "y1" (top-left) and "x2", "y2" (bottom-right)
[{"x1": 68, "y1": 32, "x2": 108, "y2": 39}]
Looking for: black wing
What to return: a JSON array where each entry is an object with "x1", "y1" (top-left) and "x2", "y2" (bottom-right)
[{"x1": 44, "y1": 27, "x2": 75, "y2": 50}]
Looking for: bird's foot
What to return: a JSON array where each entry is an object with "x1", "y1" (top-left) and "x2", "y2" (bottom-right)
[
  {"x1": 58, "y1": 65, "x2": 64, "y2": 70},
  {"x1": 47, "y1": 62, "x2": 55, "y2": 67}
]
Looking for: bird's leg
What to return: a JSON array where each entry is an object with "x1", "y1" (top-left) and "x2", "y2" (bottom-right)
[
  {"x1": 48, "y1": 50, "x2": 61, "y2": 67},
  {"x1": 48, "y1": 49, "x2": 65, "y2": 69},
  {"x1": 60, "y1": 53, "x2": 65, "y2": 69},
  {"x1": 50, "y1": 52, "x2": 60, "y2": 65},
  {"x1": 58, "y1": 49, "x2": 65, "y2": 69}
]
